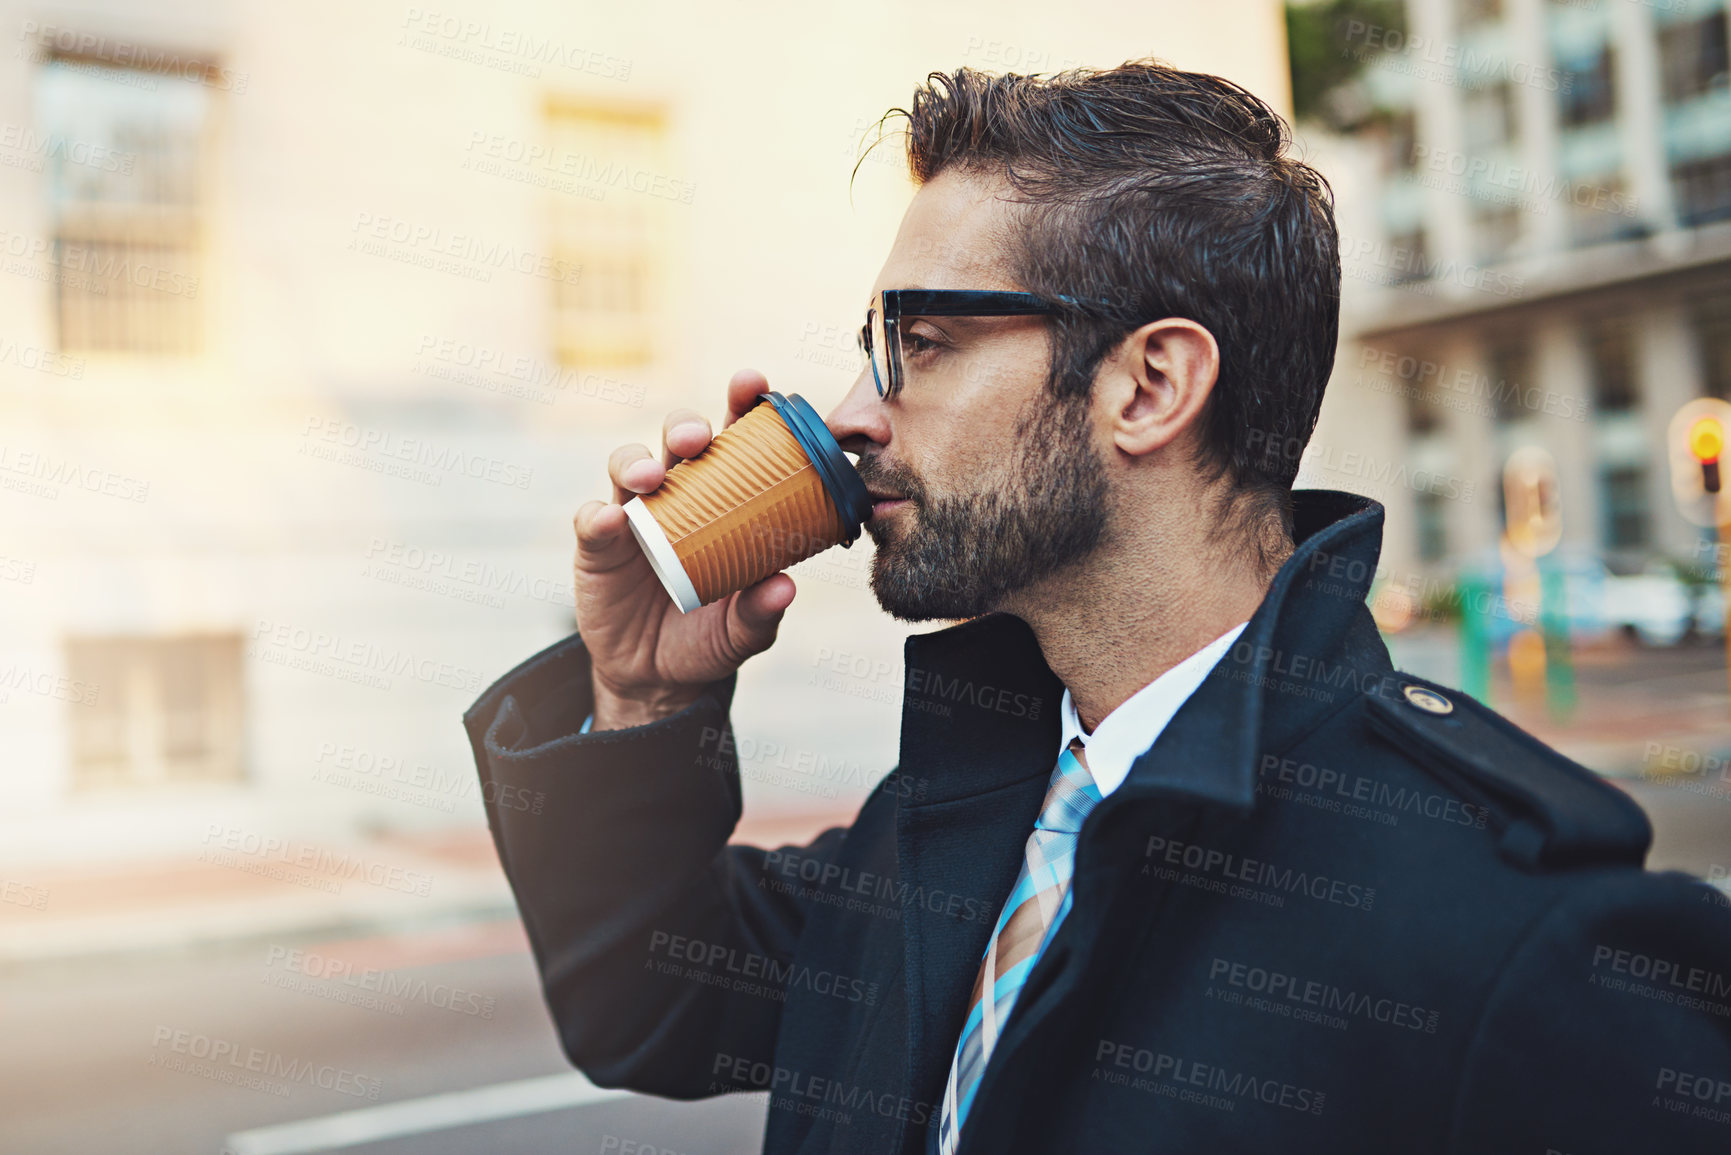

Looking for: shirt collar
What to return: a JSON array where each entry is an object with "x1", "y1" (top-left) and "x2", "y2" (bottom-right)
[{"x1": 1057, "y1": 620, "x2": 1249, "y2": 797}]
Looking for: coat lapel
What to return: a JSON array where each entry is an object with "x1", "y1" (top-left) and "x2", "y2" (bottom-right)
[
  {"x1": 888, "y1": 489, "x2": 1396, "y2": 1150},
  {"x1": 894, "y1": 612, "x2": 1063, "y2": 1134}
]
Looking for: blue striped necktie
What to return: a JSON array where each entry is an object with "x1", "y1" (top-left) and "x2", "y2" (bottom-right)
[{"x1": 937, "y1": 735, "x2": 1101, "y2": 1154}]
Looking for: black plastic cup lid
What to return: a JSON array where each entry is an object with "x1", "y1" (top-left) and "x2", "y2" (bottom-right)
[{"x1": 760, "y1": 391, "x2": 873, "y2": 547}]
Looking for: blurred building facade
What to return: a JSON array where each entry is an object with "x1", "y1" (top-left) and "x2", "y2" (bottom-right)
[
  {"x1": 1301, "y1": 0, "x2": 1731, "y2": 589},
  {"x1": 0, "y1": 0, "x2": 1294, "y2": 867}
]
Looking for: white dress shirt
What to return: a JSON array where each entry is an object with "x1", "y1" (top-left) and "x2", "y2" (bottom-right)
[{"x1": 1057, "y1": 620, "x2": 1249, "y2": 797}]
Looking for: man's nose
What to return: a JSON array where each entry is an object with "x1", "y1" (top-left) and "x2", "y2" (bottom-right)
[{"x1": 824, "y1": 368, "x2": 891, "y2": 459}]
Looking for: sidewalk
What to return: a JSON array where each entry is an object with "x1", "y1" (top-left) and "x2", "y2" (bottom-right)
[
  {"x1": 0, "y1": 807, "x2": 857, "y2": 967},
  {"x1": 0, "y1": 828, "x2": 513, "y2": 966},
  {"x1": 10, "y1": 630, "x2": 1718, "y2": 967},
  {"x1": 1387, "y1": 626, "x2": 1731, "y2": 779}
]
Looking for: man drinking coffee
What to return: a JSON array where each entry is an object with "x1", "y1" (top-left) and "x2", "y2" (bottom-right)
[{"x1": 465, "y1": 59, "x2": 1731, "y2": 1155}]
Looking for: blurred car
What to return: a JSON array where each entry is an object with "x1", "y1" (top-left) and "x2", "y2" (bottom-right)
[
  {"x1": 1603, "y1": 559, "x2": 1694, "y2": 646},
  {"x1": 1453, "y1": 550, "x2": 1702, "y2": 647},
  {"x1": 1695, "y1": 582, "x2": 1726, "y2": 638}
]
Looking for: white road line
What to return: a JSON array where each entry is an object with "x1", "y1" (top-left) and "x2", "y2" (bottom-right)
[{"x1": 220, "y1": 1071, "x2": 633, "y2": 1155}]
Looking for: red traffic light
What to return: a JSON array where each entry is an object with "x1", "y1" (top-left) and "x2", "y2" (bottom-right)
[{"x1": 1691, "y1": 417, "x2": 1725, "y2": 464}]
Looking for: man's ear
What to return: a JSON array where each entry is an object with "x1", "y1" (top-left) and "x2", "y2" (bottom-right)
[{"x1": 1101, "y1": 318, "x2": 1220, "y2": 459}]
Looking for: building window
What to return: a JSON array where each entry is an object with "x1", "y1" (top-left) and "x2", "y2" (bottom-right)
[
  {"x1": 1404, "y1": 382, "x2": 1443, "y2": 435},
  {"x1": 1415, "y1": 487, "x2": 1449, "y2": 562},
  {"x1": 1585, "y1": 316, "x2": 1638, "y2": 413},
  {"x1": 1472, "y1": 202, "x2": 1522, "y2": 262},
  {"x1": 1672, "y1": 153, "x2": 1731, "y2": 228},
  {"x1": 1463, "y1": 82, "x2": 1515, "y2": 155},
  {"x1": 545, "y1": 98, "x2": 675, "y2": 369},
  {"x1": 1558, "y1": 45, "x2": 1616, "y2": 127},
  {"x1": 1384, "y1": 110, "x2": 1419, "y2": 175},
  {"x1": 1697, "y1": 292, "x2": 1731, "y2": 400},
  {"x1": 36, "y1": 54, "x2": 211, "y2": 355},
  {"x1": 1485, "y1": 338, "x2": 1535, "y2": 422},
  {"x1": 1388, "y1": 228, "x2": 1430, "y2": 285},
  {"x1": 1658, "y1": 12, "x2": 1729, "y2": 105},
  {"x1": 1458, "y1": 0, "x2": 1504, "y2": 30},
  {"x1": 66, "y1": 635, "x2": 244, "y2": 789},
  {"x1": 1568, "y1": 172, "x2": 1641, "y2": 246},
  {"x1": 1600, "y1": 466, "x2": 1649, "y2": 550}
]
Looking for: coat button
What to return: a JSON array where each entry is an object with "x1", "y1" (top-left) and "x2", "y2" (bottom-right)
[{"x1": 1402, "y1": 684, "x2": 1454, "y2": 715}]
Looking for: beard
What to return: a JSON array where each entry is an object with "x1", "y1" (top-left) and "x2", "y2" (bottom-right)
[{"x1": 856, "y1": 391, "x2": 1111, "y2": 622}]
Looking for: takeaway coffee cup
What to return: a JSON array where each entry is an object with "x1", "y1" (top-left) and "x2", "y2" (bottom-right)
[{"x1": 623, "y1": 391, "x2": 873, "y2": 613}]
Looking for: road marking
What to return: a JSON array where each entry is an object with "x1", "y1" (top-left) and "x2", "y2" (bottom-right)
[{"x1": 220, "y1": 1071, "x2": 632, "y2": 1155}]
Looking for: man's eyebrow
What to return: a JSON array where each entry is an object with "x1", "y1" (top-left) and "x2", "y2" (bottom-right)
[{"x1": 910, "y1": 314, "x2": 996, "y2": 333}]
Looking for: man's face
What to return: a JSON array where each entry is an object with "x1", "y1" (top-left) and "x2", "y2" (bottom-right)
[{"x1": 824, "y1": 168, "x2": 1112, "y2": 623}]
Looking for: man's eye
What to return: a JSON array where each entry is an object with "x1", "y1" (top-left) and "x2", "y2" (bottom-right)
[{"x1": 904, "y1": 333, "x2": 943, "y2": 357}]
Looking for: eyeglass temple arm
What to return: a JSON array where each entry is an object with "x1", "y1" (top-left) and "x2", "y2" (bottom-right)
[{"x1": 883, "y1": 290, "x2": 1118, "y2": 317}]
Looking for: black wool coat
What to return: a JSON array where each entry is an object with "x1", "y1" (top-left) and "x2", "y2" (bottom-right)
[{"x1": 464, "y1": 489, "x2": 1731, "y2": 1154}]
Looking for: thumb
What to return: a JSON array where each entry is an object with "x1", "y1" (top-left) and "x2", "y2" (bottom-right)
[
  {"x1": 575, "y1": 500, "x2": 646, "y2": 576},
  {"x1": 723, "y1": 573, "x2": 797, "y2": 660}
]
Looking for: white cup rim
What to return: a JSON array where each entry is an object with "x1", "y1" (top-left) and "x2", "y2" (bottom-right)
[{"x1": 623, "y1": 496, "x2": 702, "y2": 614}]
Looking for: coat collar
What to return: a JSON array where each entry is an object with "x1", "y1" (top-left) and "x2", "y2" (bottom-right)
[
  {"x1": 897, "y1": 487, "x2": 1398, "y2": 815},
  {"x1": 891, "y1": 489, "x2": 1398, "y2": 1152}
]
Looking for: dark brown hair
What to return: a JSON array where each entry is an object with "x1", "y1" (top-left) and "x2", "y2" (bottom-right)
[{"x1": 865, "y1": 59, "x2": 1341, "y2": 561}]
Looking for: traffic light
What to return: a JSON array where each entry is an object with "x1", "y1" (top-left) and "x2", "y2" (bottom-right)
[
  {"x1": 1668, "y1": 398, "x2": 1731, "y2": 527},
  {"x1": 1502, "y1": 446, "x2": 1561, "y2": 558},
  {"x1": 1691, "y1": 415, "x2": 1724, "y2": 495}
]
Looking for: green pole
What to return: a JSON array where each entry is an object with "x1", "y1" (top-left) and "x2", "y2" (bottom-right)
[
  {"x1": 1539, "y1": 561, "x2": 1576, "y2": 721},
  {"x1": 1459, "y1": 574, "x2": 1491, "y2": 705}
]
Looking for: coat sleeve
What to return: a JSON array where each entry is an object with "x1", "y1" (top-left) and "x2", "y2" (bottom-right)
[
  {"x1": 1444, "y1": 868, "x2": 1731, "y2": 1153},
  {"x1": 463, "y1": 631, "x2": 849, "y2": 1099}
]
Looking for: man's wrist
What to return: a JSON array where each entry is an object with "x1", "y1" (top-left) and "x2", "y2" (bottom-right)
[{"x1": 589, "y1": 676, "x2": 705, "y2": 732}]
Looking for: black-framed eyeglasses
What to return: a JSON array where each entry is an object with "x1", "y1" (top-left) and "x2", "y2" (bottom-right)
[{"x1": 856, "y1": 289, "x2": 1116, "y2": 401}]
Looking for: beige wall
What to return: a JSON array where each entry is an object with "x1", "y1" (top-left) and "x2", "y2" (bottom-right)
[{"x1": 0, "y1": 0, "x2": 1295, "y2": 861}]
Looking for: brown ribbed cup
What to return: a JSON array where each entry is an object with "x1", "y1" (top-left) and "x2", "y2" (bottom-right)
[{"x1": 639, "y1": 401, "x2": 849, "y2": 606}]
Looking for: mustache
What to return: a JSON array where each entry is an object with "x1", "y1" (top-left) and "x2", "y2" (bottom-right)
[{"x1": 855, "y1": 456, "x2": 923, "y2": 502}]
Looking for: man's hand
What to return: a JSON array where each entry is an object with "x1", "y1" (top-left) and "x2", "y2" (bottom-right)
[{"x1": 575, "y1": 369, "x2": 798, "y2": 731}]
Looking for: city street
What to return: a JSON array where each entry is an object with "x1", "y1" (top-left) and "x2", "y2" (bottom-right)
[{"x1": 0, "y1": 920, "x2": 770, "y2": 1155}]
